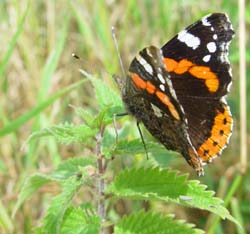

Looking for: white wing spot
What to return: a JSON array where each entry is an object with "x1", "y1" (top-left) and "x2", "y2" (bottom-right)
[
  {"x1": 146, "y1": 48, "x2": 153, "y2": 57},
  {"x1": 144, "y1": 63, "x2": 153, "y2": 75},
  {"x1": 203, "y1": 54, "x2": 211, "y2": 62},
  {"x1": 213, "y1": 34, "x2": 218, "y2": 40},
  {"x1": 219, "y1": 42, "x2": 230, "y2": 63},
  {"x1": 151, "y1": 104, "x2": 163, "y2": 117},
  {"x1": 177, "y1": 30, "x2": 200, "y2": 50},
  {"x1": 165, "y1": 77, "x2": 177, "y2": 100},
  {"x1": 160, "y1": 84, "x2": 165, "y2": 91},
  {"x1": 202, "y1": 16, "x2": 211, "y2": 26},
  {"x1": 227, "y1": 80, "x2": 232, "y2": 92},
  {"x1": 136, "y1": 55, "x2": 153, "y2": 75},
  {"x1": 220, "y1": 96, "x2": 228, "y2": 105},
  {"x1": 157, "y1": 73, "x2": 165, "y2": 84},
  {"x1": 207, "y1": 42, "x2": 216, "y2": 53},
  {"x1": 211, "y1": 27, "x2": 215, "y2": 31},
  {"x1": 228, "y1": 66, "x2": 233, "y2": 77}
]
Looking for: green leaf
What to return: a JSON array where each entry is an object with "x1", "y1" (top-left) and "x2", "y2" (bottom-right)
[
  {"x1": 75, "y1": 105, "x2": 118, "y2": 128},
  {"x1": 91, "y1": 106, "x2": 112, "y2": 127},
  {"x1": 107, "y1": 167, "x2": 238, "y2": 225},
  {"x1": 114, "y1": 211, "x2": 204, "y2": 234},
  {"x1": 87, "y1": 75, "x2": 123, "y2": 112},
  {"x1": 74, "y1": 107, "x2": 95, "y2": 126},
  {"x1": 184, "y1": 180, "x2": 236, "y2": 222},
  {"x1": 41, "y1": 177, "x2": 83, "y2": 234},
  {"x1": 26, "y1": 123, "x2": 98, "y2": 144},
  {"x1": 107, "y1": 167, "x2": 187, "y2": 198},
  {"x1": 114, "y1": 139, "x2": 167, "y2": 155},
  {"x1": 12, "y1": 174, "x2": 53, "y2": 217},
  {"x1": 13, "y1": 158, "x2": 95, "y2": 217},
  {"x1": 61, "y1": 207, "x2": 101, "y2": 234},
  {"x1": 79, "y1": 71, "x2": 125, "y2": 125},
  {"x1": 52, "y1": 157, "x2": 95, "y2": 180}
]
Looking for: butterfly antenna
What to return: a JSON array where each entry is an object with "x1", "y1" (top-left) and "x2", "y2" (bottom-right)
[
  {"x1": 72, "y1": 53, "x2": 80, "y2": 60},
  {"x1": 111, "y1": 26, "x2": 126, "y2": 79}
]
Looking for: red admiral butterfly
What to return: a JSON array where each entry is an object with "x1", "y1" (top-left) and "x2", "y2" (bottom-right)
[{"x1": 121, "y1": 13, "x2": 234, "y2": 176}]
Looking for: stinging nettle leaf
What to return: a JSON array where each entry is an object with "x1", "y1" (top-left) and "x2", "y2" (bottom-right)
[
  {"x1": 73, "y1": 107, "x2": 95, "y2": 126},
  {"x1": 114, "y1": 211, "x2": 204, "y2": 234},
  {"x1": 26, "y1": 123, "x2": 98, "y2": 145},
  {"x1": 114, "y1": 139, "x2": 167, "y2": 155},
  {"x1": 107, "y1": 167, "x2": 187, "y2": 198},
  {"x1": 61, "y1": 207, "x2": 101, "y2": 234},
  {"x1": 41, "y1": 176, "x2": 83, "y2": 234},
  {"x1": 13, "y1": 158, "x2": 95, "y2": 218},
  {"x1": 52, "y1": 157, "x2": 95, "y2": 180},
  {"x1": 107, "y1": 167, "x2": 239, "y2": 225},
  {"x1": 87, "y1": 75, "x2": 124, "y2": 111}
]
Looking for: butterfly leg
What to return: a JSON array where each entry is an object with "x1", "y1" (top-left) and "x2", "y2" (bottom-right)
[
  {"x1": 186, "y1": 147, "x2": 205, "y2": 176},
  {"x1": 136, "y1": 121, "x2": 149, "y2": 159},
  {"x1": 113, "y1": 112, "x2": 128, "y2": 144}
]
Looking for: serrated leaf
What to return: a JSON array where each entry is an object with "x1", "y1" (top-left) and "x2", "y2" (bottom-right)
[
  {"x1": 79, "y1": 72, "x2": 126, "y2": 126},
  {"x1": 115, "y1": 211, "x2": 204, "y2": 234},
  {"x1": 184, "y1": 180, "x2": 238, "y2": 224},
  {"x1": 26, "y1": 123, "x2": 98, "y2": 144},
  {"x1": 12, "y1": 174, "x2": 53, "y2": 217},
  {"x1": 74, "y1": 107, "x2": 95, "y2": 126},
  {"x1": 61, "y1": 207, "x2": 101, "y2": 234},
  {"x1": 52, "y1": 157, "x2": 95, "y2": 180},
  {"x1": 72, "y1": 105, "x2": 119, "y2": 128},
  {"x1": 91, "y1": 106, "x2": 112, "y2": 127},
  {"x1": 13, "y1": 157, "x2": 95, "y2": 217},
  {"x1": 41, "y1": 177, "x2": 83, "y2": 234},
  {"x1": 107, "y1": 167, "x2": 187, "y2": 198},
  {"x1": 88, "y1": 76, "x2": 123, "y2": 110},
  {"x1": 107, "y1": 167, "x2": 238, "y2": 225},
  {"x1": 114, "y1": 139, "x2": 167, "y2": 155}
]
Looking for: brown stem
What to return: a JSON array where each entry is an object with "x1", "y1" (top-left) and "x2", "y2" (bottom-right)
[{"x1": 96, "y1": 126, "x2": 106, "y2": 233}]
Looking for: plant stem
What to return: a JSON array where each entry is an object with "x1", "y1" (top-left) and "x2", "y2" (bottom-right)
[
  {"x1": 96, "y1": 126, "x2": 106, "y2": 233},
  {"x1": 239, "y1": 0, "x2": 247, "y2": 175}
]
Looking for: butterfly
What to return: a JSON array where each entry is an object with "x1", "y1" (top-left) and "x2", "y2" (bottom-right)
[{"x1": 120, "y1": 13, "x2": 234, "y2": 176}]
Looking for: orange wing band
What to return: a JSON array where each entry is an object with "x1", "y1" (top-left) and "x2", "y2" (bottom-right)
[
  {"x1": 197, "y1": 105, "x2": 233, "y2": 162},
  {"x1": 131, "y1": 73, "x2": 180, "y2": 120},
  {"x1": 163, "y1": 58, "x2": 219, "y2": 92}
]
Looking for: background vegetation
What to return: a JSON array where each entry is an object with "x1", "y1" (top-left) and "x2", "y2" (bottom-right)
[{"x1": 0, "y1": 0, "x2": 249, "y2": 233}]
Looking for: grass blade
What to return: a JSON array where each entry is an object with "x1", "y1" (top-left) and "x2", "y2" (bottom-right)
[{"x1": 0, "y1": 79, "x2": 86, "y2": 137}]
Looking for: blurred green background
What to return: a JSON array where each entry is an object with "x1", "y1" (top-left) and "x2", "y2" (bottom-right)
[{"x1": 0, "y1": 0, "x2": 249, "y2": 233}]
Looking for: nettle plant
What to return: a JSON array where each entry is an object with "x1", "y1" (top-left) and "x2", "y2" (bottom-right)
[{"x1": 13, "y1": 74, "x2": 238, "y2": 234}]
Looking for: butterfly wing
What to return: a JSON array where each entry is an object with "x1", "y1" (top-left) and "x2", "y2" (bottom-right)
[
  {"x1": 161, "y1": 13, "x2": 234, "y2": 163},
  {"x1": 124, "y1": 46, "x2": 204, "y2": 175},
  {"x1": 123, "y1": 13, "x2": 234, "y2": 175}
]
